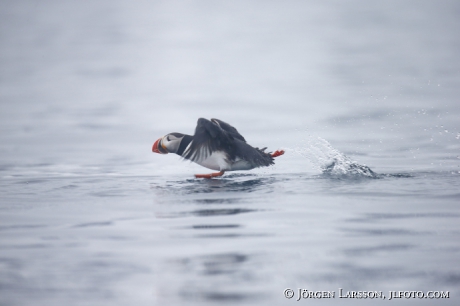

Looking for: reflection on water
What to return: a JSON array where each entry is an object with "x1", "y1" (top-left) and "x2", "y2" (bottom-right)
[
  {"x1": 341, "y1": 227, "x2": 429, "y2": 236},
  {"x1": 151, "y1": 174, "x2": 276, "y2": 196},
  {"x1": 150, "y1": 175, "x2": 277, "y2": 220},
  {"x1": 176, "y1": 253, "x2": 263, "y2": 303},
  {"x1": 187, "y1": 208, "x2": 256, "y2": 217},
  {"x1": 0, "y1": 172, "x2": 459, "y2": 305},
  {"x1": 72, "y1": 221, "x2": 113, "y2": 228},
  {"x1": 180, "y1": 253, "x2": 248, "y2": 275},
  {"x1": 190, "y1": 224, "x2": 240, "y2": 229},
  {"x1": 145, "y1": 170, "x2": 458, "y2": 305},
  {"x1": 346, "y1": 212, "x2": 460, "y2": 223},
  {"x1": 342, "y1": 244, "x2": 414, "y2": 256},
  {"x1": 193, "y1": 198, "x2": 242, "y2": 205}
]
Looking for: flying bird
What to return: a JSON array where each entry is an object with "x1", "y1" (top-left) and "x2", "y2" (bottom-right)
[{"x1": 152, "y1": 118, "x2": 284, "y2": 178}]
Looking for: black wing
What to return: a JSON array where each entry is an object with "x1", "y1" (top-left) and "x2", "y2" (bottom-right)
[
  {"x1": 233, "y1": 141, "x2": 274, "y2": 168},
  {"x1": 183, "y1": 118, "x2": 273, "y2": 168},
  {"x1": 183, "y1": 118, "x2": 234, "y2": 162},
  {"x1": 209, "y1": 119, "x2": 273, "y2": 167},
  {"x1": 210, "y1": 118, "x2": 246, "y2": 142}
]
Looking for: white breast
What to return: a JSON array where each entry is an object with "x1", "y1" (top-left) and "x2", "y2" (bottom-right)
[
  {"x1": 195, "y1": 151, "x2": 230, "y2": 171},
  {"x1": 193, "y1": 151, "x2": 254, "y2": 171}
]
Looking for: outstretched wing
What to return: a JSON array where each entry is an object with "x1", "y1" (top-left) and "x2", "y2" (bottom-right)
[
  {"x1": 208, "y1": 119, "x2": 273, "y2": 167},
  {"x1": 182, "y1": 118, "x2": 234, "y2": 162},
  {"x1": 210, "y1": 118, "x2": 246, "y2": 142},
  {"x1": 234, "y1": 141, "x2": 275, "y2": 168}
]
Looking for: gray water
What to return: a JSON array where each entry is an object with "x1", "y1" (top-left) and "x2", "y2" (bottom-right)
[{"x1": 1, "y1": 1, "x2": 459, "y2": 305}]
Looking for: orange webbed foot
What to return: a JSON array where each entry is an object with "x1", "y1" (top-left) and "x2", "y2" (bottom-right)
[
  {"x1": 271, "y1": 150, "x2": 285, "y2": 158},
  {"x1": 195, "y1": 171, "x2": 225, "y2": 179}
]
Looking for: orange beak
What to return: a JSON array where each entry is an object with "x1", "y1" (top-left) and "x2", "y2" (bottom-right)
[{"x1": 152, "y1": 137, "x2": 168, "y2": 154}]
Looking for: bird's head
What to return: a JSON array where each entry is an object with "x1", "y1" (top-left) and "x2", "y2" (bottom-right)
[{"x1": 152, "y1": 133, "x2": 185, "y2": 154}]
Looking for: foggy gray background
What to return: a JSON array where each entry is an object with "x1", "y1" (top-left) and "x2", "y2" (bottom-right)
[{"x1": 1, "y1": 0, "x2": 459, "y2": 176}]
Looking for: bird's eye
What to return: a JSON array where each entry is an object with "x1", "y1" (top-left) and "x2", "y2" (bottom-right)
[{"x1": 166, "y1": 136, "x2": 170, "y2": 141}]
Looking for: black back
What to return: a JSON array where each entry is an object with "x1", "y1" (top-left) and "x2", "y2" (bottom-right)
[
  {"x1": 182, "y1": 118, "x2": 273, "y2": 167},
  {"x1": 176, "y1": 135, "x2": 193, "y2": 156},
  {"x1": 211, "y1": 118, "x2": 246, "y2": 142}
]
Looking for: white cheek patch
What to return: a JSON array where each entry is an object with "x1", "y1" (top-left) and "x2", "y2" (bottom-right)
[{"x1": 164, "y1": 135, "x2": 182, "y2": 153}]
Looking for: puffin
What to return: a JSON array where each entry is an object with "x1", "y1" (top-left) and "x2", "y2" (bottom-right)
[{"x1": 152, "y1": 118, "x2": 284, "y2": 178}]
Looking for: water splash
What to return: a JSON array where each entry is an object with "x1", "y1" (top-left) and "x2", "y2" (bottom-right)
[{"x1": 291, "y1": 136, "x2": 378, "y2": 178}]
